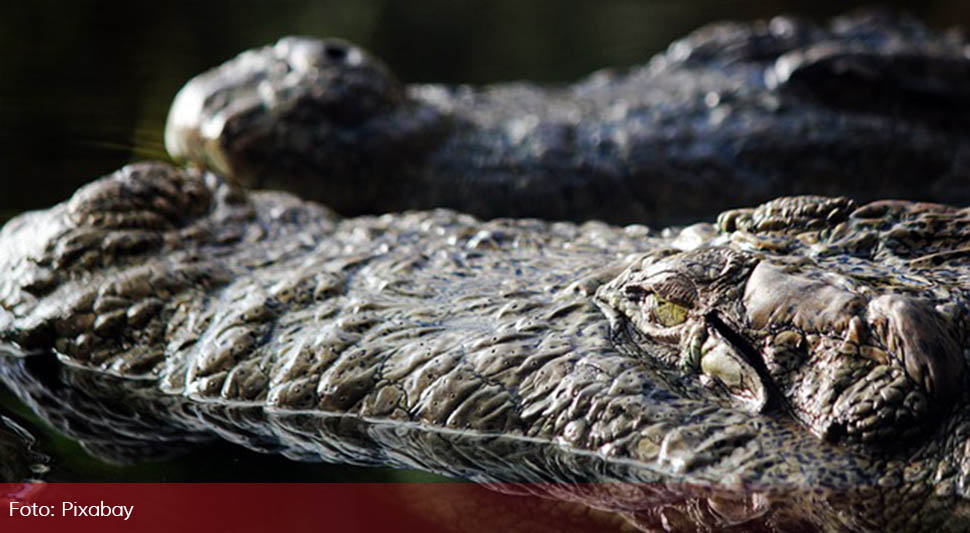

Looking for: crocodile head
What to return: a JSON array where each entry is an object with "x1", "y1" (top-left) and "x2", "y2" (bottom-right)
[
  {"x1": 165, "y1": 36, "x2": 427, "y2": 209},
  {"x1": 596, "y1": 246, "x2": 964, "y2": 447}
]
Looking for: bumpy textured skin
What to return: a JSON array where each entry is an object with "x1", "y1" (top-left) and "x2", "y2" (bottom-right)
[
  {"x1": 166, "y1": 10, "x2": 970, "y2": 225},
  {"x1": 2, "y1": 163, "x2": 970, "y2": 530},
  {"x1": 596, "y1": 207, "x2": 968, "y2": 448}
]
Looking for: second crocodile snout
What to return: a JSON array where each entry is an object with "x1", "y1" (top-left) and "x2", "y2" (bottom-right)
[{"x1": 167, "y1": 11, "x2": 970, "y2": 225}]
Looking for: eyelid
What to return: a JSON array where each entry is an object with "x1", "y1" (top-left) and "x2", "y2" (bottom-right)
[{"x1": 655, "y1": 294, "x2": 689, "y2": 308}]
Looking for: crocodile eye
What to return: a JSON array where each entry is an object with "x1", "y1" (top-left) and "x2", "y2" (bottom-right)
[{"x1": 649, "y1": 295, "x2": 689, "y2": 327}]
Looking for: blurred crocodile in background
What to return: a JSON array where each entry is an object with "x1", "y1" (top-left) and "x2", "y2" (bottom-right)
[
  {"x1": 3, "y1": 7, "x2": 970, "y2": 533},
  {"x1": 166, "y1": 10, "x2": 970, "y2": 226}
]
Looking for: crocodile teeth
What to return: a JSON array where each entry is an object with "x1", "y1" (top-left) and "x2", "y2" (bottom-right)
[{"x1": 699, "y1": 333, "x2": 768, "y2": 414}]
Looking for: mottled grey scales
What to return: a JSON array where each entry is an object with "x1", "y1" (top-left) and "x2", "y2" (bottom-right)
[
  {"x1": 2, "y1": 162, "x2": 970, "y2": 531},
  {"x1": 166, "y1": 10, "x2": 970, "y2": 225}
]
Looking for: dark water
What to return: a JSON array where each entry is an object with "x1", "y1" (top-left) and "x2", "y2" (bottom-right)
[
  {"x1": 0, "y1": 355, "x2": 450, "y2": 482},
  {"x1": 0, "y1": 1, "x2": 968, "y2": 528},
  {"x1": 0, "y1": 382, "x2": 444, "y2": 483}
]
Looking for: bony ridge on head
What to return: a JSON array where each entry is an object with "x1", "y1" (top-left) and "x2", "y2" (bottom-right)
[{"x1": 597, "y1": 247, "x2": 965, "y2": 449}]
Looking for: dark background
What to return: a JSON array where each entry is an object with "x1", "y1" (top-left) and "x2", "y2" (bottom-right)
[
  {"x1": 2, "y1": 0, "x2": 969, "y2": 218},
  {"x1": 1, "y1": 0, "x2": 969, "y2": 481}
]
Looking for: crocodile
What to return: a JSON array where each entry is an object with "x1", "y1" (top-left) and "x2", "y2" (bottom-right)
[
  {"x1": 1, "y1": 162, "x2": 970, "y2": 530},
  {"x1": 165, "y1": 10, "x2": 970, "y2": 226},
  {"x1": 3, "y1": 8, "x2": 970, "y2": 531}
]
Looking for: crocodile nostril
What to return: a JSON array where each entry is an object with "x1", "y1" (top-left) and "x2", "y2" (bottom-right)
[{"x1": 324, "y1": 44, "x2": 348, "y2": 62}]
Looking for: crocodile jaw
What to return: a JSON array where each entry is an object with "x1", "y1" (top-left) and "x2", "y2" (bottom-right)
[
  {"x1": 165, "y1": 36, "x2": 403, "y2": 191},
  {"x1": 743, "y1": 261, "x2": 964, "y2": 445}
]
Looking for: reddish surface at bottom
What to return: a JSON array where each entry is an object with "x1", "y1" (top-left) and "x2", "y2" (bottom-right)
[{"x1": 0, "y1": 483, "x2": 629, "y2": 533}]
